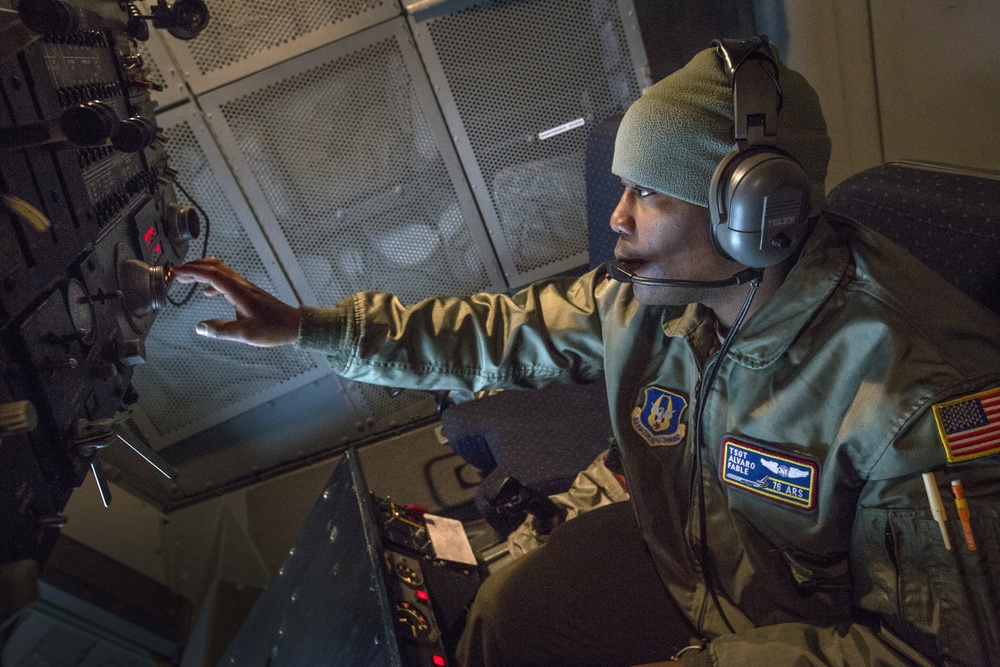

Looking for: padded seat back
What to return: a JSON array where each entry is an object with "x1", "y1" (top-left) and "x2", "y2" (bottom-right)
[{"x1": 825, "y1": 161, "x2": 1000, "y2": 315}]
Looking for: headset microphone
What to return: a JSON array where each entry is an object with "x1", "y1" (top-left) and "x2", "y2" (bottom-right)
[{"x1": 605, "y1": 261, "x2": 762, "y2": 288}]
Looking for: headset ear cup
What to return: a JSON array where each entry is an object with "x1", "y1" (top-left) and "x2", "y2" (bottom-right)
[
  {"x1": 708, "y1": 148, "x2": 741, "y2": 262},
  {"x1": 708, "y1": 148, "x2": 810, "y2": 268}
]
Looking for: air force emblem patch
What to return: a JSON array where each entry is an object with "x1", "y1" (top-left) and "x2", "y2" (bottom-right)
[{"x1": 631, "y1": 386, "x2": 687, "y2": 446}]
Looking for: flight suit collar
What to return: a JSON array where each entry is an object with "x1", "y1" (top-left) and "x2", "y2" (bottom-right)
[
  {"x1": 660, "y1": 216, "x2": 850, "y2": 369},
  {"x1": 728, "y1": 216, "x2": 850, "y2": 368}
]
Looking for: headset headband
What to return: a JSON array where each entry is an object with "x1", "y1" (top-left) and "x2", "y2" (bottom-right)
[{"x1": 713, "y1": 37, "x2": 781, "y2": 150}]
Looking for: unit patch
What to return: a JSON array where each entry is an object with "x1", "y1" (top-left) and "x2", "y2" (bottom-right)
[
  {"x1": 631, "y1": 386, "x2": 688, "y2": 447},
  {"x1": 933, "y1": 387, "x2": 1000, "y2": 463},
  {"x1": 720, "y1": 437, "x2": 818, "y2": 510}
]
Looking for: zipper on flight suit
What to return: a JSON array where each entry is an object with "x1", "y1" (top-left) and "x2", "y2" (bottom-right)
[{"x1": 688, "y1": 348, "x2": 719, "y2": 564}]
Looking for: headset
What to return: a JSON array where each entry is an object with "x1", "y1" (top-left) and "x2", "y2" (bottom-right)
[
  {"x1": 708, "y1": 35, "x2": 810, "y2": 269},
  {"x1": 608, "y1": 35, "x2": 810, "y2": 287}
]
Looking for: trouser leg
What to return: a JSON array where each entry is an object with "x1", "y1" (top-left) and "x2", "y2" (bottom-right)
[{"x1": 455, "y1": 501, "x2": 695, "y2": 667}]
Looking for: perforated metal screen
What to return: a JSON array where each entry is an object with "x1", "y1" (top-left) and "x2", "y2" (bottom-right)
[
  {"x1": 201, "y1": 19, "x2": 502, "y2": 308},
  {"x1": 154, "y1": 0, "x2": 401, "y2": 93},
  {"x1": 134, "y1": 23, "x2": 190, "y2": 110},
  {"x1": 413, "y1": 0, "x2": 648, "y2": 285},
  {"x1": 130, "y1": 107, "x2": 330, "y2": 448}
]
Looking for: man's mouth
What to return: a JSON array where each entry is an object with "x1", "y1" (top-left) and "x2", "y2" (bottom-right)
[{"x1": 615, "y1": 257, "x2": 645, "y2": 272}]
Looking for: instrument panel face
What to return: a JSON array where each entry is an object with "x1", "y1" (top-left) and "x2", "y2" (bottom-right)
[{"x1": 0, "y1": 0, "x2": 198, "y2": 567}]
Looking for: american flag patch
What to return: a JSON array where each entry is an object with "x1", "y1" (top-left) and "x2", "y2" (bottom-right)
[{"x1": 933, "y1": 387, "x2": 1000, "y2": 463}]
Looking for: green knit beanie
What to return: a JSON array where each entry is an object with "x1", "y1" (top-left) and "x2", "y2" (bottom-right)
[{"x1": 612, "y1": 44, "x2": 831, "y2": 216}]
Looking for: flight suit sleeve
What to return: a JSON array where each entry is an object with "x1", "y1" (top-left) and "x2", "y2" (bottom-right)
[
  {"x1": 686, "y1": 390, "x2": 1000, "y2": 667},
  {"x1": 295, "y1": 269, "x2": 614, "y2": 392},
  {"x1": 850, "y1": 389, "x2": 1000, "y2": 667}
]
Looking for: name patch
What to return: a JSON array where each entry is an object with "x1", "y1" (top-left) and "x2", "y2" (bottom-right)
[
  {"x1": 720, "y1": 437, "x2": 818, "y2": 510},
  {"x1": 631, "y1": 386, "x2": 688, "y2": 447}
]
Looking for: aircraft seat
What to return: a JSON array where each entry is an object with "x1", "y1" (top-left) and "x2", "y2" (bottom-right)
[{"x1": 824, "y1": 161, "x2": 1000, "y2": 316}]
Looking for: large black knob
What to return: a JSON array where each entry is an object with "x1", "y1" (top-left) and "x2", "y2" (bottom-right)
[
  {"x1": 60, "y1": 102, "x2": 119, "y2": 147},
  {"x1": 112, "y1": 117, "x2": 156, "y2": 153},
  {"x1": 125, "y1": 3, "x2": 150, "y2": 42},
  {"x1": 18, "y1": 0, "x2": 81, "y2": 36},
  {"x1": 150, "y1": 0, "x2": 209, "y2": 40}
]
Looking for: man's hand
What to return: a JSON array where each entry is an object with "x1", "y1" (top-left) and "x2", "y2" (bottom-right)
[{"x1": 171, "y1": 258, "x2": 300, "y2": 347}]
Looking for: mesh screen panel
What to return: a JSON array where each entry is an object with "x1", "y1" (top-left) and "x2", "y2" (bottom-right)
[
  {"x1": 133, "y1": 20, "x2": 192, "y2": 110},
  {"x1": 352, "y1": 382, "x2": 435, "y2": 427},
  {"x1": 214, "y1": 31, "x2": 495, "y2": 307},
  {"x1": 422, "y1": 0, "x2": 644, "y2": 278},
  {"x1": 131, "y1": 117, "x2": 324, "y2": 446},
  {"x1": 136, "y1": 40, "x2": 166, "y2": 90},
  {"x1": 182, "y1": 0, "x2": 395, "y2": 77}
]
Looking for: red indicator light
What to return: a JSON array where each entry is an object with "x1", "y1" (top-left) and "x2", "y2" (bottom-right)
[
  {"x1": 144, "y1": 226, "x2": 156, "y2": 243},
  {"x1": 416, "y1": 589, "x2": 429, "y2": 602},
  {"x1": 154, "y1": 244, "x2": 161, "y2": 254},
  {"x1": 432, "y1": 655, "x2": 446, "y2": 666}
]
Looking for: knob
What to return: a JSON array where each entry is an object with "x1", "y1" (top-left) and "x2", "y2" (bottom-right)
[
  {"x1": 125, "y1": 3, "x2": 149, "y2": 42},
  {"x1": 165, "y1": 202, "x2": 200, "y2": 244},
  {"x1": 112, "y1": 117, "x2": 156, "y2": 153},
  {"x1": 18, "y1": 0, "x2": 81, "y2": 36},
  {"x1": 0, "y1": 400, "x2": 38, "y2": 438},
  {"x1": 119, "y1": 258, "x2": 168, "y2": 318},
  {"x1": 151, "y1": 0, "x2": 209, "y2": 40},
  {"x1": 60, "y1": 102, "x2": 119, "y2": 147},
  {"x1": 770, "y1": 232, "x2": 792, "y2": 251}
]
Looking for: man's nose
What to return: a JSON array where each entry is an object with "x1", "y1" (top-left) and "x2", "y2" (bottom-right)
[{"x1": 609, "y1": 190, "x2": 634, "y2": 236}]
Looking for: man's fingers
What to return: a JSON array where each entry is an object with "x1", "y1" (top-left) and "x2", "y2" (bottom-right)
[
  {"x1": 172, "y1": 263, "x2": 248, "y2": 307},
  {"x1": 194, "y1": 318, "x2": 290, "y2": 347},
  {"x1": 195, "y1": 318, "x2": 243, "y2": 342}
]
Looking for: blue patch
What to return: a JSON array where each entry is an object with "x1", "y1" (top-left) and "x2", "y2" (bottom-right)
[
  {"x1": 631, "y1": 386, "x2": 688, "y2": 447},
  {"x1": 720, "y1": 437, "x2": 818, "y2": 510}
]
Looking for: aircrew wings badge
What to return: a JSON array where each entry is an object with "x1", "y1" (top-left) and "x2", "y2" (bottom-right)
[
  {"x1": 631, "y1": 386, "x2": 687, "y2": 446},
  {"x1": 932, "y1": 387, "x2": 1000, "y2": 463}
]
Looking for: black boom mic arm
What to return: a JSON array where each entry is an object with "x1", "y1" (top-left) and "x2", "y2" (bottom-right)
[{"x1": 605, "y1": 261, "x2": 763, "y2": 288}]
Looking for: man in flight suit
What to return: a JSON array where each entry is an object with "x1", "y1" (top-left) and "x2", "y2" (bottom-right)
[{"x1": 173, "y1": 38, "x2": 1000, "y2": 666}]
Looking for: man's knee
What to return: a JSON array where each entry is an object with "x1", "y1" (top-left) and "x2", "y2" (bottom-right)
[{"x1": 456, "y1": 555, "x2": 542, "y2": 666}]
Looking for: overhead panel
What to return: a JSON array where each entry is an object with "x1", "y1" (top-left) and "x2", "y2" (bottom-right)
[
  {"x1": 147, "y1": 0, "x2": 403, "y2": 94},
  {"x1": 410, "y1": 0, "x2": 649, "y2": 287},
  {"x1": 198, "y1": 18, "x2": 503, "y2": 309},
  {"x1": 129, "y1": 104, "x2": 331, "y2": 450}
]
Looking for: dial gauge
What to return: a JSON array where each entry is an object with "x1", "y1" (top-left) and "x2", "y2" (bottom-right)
[
  {"x1": 394, "y1": 560, "x2": 424, "y2": 588},
  {"x1": 394, "y1": 601, "x2": 432, "y2": 640}
]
